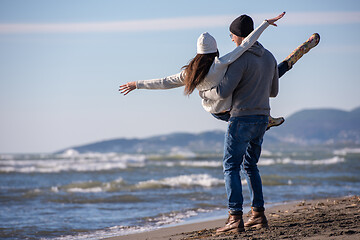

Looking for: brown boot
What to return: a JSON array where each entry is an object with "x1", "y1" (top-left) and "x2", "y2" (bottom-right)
[
  {"x1": 216, "y1": 212, "x2": 245, "y2": 234},
  {"x1": 244, "y1": 208, "x2": 268, "y2": 229}
]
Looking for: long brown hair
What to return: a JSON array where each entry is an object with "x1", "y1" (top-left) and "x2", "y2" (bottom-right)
[{"x1": 182, "y1": 51, "x2": 219, "y2": 95}]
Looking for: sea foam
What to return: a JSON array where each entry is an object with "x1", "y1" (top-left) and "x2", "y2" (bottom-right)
[
  {"x1": 0, "y1": 152, "x2": 146, "y2": 173},
  {"x1": 259, "y1": 156, "x2": 345, "y2": 166},
  {"x1": 136, "y1": 174, "x2": 224, "y2": 189},
  {"x1": 333, "y1": 148, "x2": 360, "y2": 155},
  {"x1": 52, "y1": 208, "x2": 211, "y2": 240}
]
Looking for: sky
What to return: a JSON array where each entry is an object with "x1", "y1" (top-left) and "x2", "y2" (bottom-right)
[{"x1": 1, "y1": 0, "x2": 360, "y2": 153}]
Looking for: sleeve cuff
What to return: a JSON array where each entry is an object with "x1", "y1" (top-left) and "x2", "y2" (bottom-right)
[{"x1": 136, "y1": 81, "x2": 143, "y2": 89}]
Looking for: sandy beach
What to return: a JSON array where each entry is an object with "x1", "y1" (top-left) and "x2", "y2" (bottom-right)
[{"x1": 106, "y1": 195, "x2": 359, "y2": 240}]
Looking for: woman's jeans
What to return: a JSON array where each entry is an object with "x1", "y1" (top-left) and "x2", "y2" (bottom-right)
[
  {"x1": 211, "y1": 61, "x2": 289, "y2": 122},
  {"x1": 277, "y1": 60, "x2": 289, "y2": 78},
  {"x1": 223, "y1": 115, "x2": 268, "y2": 212}
]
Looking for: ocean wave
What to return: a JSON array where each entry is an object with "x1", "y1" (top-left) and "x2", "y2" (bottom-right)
[
  {"x1": 0, "y1": 151, "x2": 346, "y2": 173},
  {"x1": 135, "y1": 174, "x2": 224, "y2": 189},
  {"x1": 0, "y1": 153, "x2": 146, "y2": 173},
  {"x1": 56, "y1": 177, "x2": 126, "y2": 193},
  {"x1": 178, "y1": 160, "x2": 222, "y2": 168},
  {"x1": 168, "y1": 148, "x2": 197, "y2": 158},
  {"x1": 52, "y1": 208, "x2": 212, "y2": 240},
  {"x1": 333, "y1": 148, "x2": 360, "y2": 155},
  {"x1": 52, "y1": 225, "x2": 155, "y2": 240},
  {"x1": 46, "y1": 174, "x2": 223, "y2": 196},
  {"x1": 66, "y1": 187, "x2": 104, "y2": 193},
  {"x1": 148, "y1": 160, "x2": 221, "y2": 168},
  {"x1": 49, "y1": 194, "x2": 143, "y2": 204},
  {"x1": 259, "y1": 156, "x2": 345, "y2": 166},
  {"x1": 144, "y1": 209, "x2": 205, "y2": 226}
]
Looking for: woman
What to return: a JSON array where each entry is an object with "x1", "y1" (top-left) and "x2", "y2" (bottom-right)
[{"x1": 119, "y1": 12, "x2": 320, "y2": 129}]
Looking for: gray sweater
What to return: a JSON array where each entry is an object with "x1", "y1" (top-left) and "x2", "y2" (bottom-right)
[{"x1": 200, "y1": 42, "x2": 279, "y2": 117}]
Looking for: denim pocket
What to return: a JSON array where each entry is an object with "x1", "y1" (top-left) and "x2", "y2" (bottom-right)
[{"x1": 228, "y1": 116, "x2": 267, "y2": 141}]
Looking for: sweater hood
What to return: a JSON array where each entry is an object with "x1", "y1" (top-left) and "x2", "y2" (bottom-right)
[{"x1": 246, "y1": 41, "x2": 265, "y2": 57}]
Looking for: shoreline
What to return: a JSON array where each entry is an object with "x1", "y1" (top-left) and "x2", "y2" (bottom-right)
[{"x1": 105, "y1": 195, "x2": 359, "y2": 240}]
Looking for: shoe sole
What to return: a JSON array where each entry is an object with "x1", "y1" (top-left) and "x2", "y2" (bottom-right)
[
  {"x1": 308, "y1": 33, "x2": 320, "y2": 49},
  {"x1": 216, "y1": 227, "x2": 245, "y2": 235},
  {"x1": 303, "y1": 33, "x2": 320, "y2": 54},
  {"x1": 266, "y1": 117, "x2": 285, "y2": 130},
  {"x1": 245, "y1": 223, "x2": 269, "y2": 229}
]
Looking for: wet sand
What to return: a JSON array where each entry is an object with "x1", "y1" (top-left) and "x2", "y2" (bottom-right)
[{"x1": 106, "y1": 195, "x2": 359, "y2": 240}]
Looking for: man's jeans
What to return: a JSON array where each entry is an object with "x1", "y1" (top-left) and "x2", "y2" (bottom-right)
[{"x1": 223, "y1": 115, "x2": 268, "y2": 212}]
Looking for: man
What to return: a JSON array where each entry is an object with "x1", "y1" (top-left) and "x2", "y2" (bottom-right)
[{"x1": 199, "y1": 14, "x2": 279, "y2": 234}]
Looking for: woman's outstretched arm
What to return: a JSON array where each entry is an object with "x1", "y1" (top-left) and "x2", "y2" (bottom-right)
[
  {"x1": 119, "y1": 71, "x2": 185, "y2": 96},
  {"x1": 266, "y1": 11, "x2": 286, "y2": 26}
]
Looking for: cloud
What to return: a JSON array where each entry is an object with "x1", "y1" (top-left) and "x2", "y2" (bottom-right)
[
  {"x1": 0, "y1": 15, "x2": 233, "y2": 34},
  {"x1": 0, "y1": 11, "x2": 359, "y2": 34},
  {"x1": 272, "y1": 11, "x2": 360, "y2": 26}
]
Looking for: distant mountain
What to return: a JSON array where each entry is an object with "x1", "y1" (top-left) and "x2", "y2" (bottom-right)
[
  {"x1": 57, "y1": 107, "x2": 360, "y2": 154},
  {"x1": 57, "y1": 131, "x2": 225, "y2": 154},
  {"x1": 267, "y1": 106, "x2": 360, "y2": 145}
]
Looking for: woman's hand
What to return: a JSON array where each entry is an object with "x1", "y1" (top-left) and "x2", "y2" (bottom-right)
[
  {"x1": 266, "y1": 12, "x2": 286, "y2": 27},
  {"x1": 119, "y1": 81, "x2": 136, "y2": 96}
]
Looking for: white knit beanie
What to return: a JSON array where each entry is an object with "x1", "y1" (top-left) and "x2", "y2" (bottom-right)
[{"x1": 197, "y1": 32, "x2": 217, "y2": 54}]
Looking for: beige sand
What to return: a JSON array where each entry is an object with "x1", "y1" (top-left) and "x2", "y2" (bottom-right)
[{"x1": 105, "y1": 195, "x2": 359, "y2": 240}]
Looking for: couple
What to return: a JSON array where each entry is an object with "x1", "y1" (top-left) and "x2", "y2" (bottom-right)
[{"x1": 120, "y1": 12, "x2": 320, "y2": 234}]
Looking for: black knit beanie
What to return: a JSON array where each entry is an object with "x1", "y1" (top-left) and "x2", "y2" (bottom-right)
[{"x1": 229, "y1": 15, "x2": 254, "y2": 37}]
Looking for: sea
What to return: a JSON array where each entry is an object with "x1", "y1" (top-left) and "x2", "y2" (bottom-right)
[{"x1": 1, "y1": 146, "x2": 359, "y2": 239}]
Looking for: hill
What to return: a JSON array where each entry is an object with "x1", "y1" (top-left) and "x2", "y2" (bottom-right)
[
  {"x1": 57, "y1": 107, "x2": 360, "y2": 154},
  {"x1": 267, "y1": 106, "x2": 360, "y2": 145},
  {"x1": 57, "y1": 131, "x2": 225, "y2": 154}
]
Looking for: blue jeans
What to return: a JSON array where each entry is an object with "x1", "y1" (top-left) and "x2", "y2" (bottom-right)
[
  {"x1": 211, "y1": 111, "x2": 231, "y2": 122},
  {"x1": 223, "y1": 115, "x2": 268, "y2": 212},
  {"x1": 278, "y1": 60, "x2": 289, "y2": 78}
]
